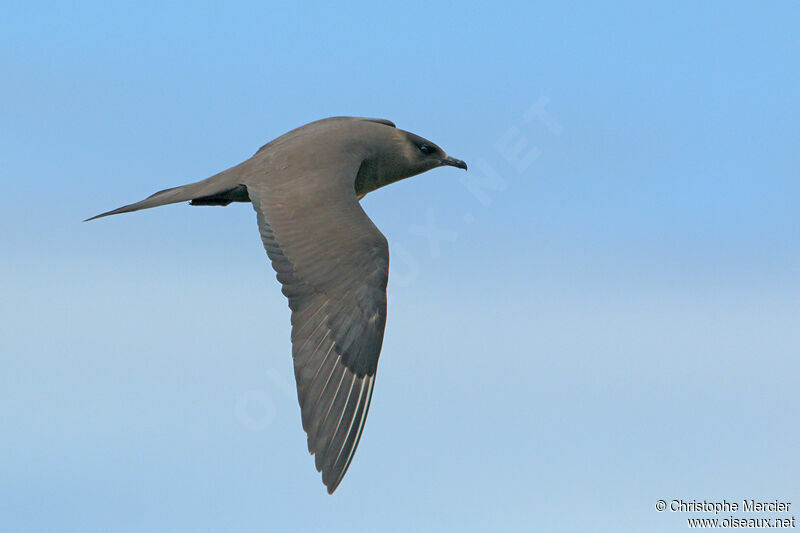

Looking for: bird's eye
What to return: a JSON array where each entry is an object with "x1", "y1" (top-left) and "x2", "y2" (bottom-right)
[{"x1": 418, "y1": 144, "x2": 435, "y2": 155}]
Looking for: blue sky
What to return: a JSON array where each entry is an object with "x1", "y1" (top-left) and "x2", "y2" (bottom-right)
[{"x1": 1, "y1": 2, "x2": 798, "y2": 532}]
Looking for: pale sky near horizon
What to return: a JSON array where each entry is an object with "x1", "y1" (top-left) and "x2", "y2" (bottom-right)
[{"x1": 2, "y1": 2, "x2": 799, "y2": 532}]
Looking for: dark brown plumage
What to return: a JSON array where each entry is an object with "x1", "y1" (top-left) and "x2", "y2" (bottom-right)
[{"x1": 87, "y1": 116, "x2": 467, "y2": 493}]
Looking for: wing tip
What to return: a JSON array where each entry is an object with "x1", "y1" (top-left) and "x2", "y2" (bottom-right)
[{"x1": 312, "y1": 374, "x2": 375, "y2": 495}]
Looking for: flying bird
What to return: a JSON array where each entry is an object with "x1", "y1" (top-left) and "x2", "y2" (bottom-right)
[{"x1": 87, "y1": 116, "x2": 467, "y2": 493}]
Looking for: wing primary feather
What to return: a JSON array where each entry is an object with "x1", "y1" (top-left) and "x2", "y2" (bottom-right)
[
  {"x1": 307, "y1": 362, "x2": 347, "y2": 446},
  {"x1": 313, "y1": 371, "x2": 356, "y2": 468},
  {"x1": 320, "y1": 373, "x2": 362, "y2": 475},
  {"x1": 295, "y1": 331, "x2": 333, "y2": 404},
  {"x1": 301, "y1": 344, "x2": 339, "y2": 430},
  {"x1": 324, "y1": 375, "x2": 375, "y2": 492},
  {"x1": 333, "y1": 376, "x2": 375, "y2": 490},
  {"x1": 291, "y1": 302, "x2": 327, "y2": 341}
]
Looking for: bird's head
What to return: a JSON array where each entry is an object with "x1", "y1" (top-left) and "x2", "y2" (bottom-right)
[
  {"x1": 399, "y1": 130, "x2": 468, "y2": 176},
  {"x1": 353, "y1": 121, "x2": 467, "y2": 197}
]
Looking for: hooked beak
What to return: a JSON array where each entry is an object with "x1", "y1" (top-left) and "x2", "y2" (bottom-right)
[{"x1": 440, "y1": 156, "x2": 468, "y2": 170}]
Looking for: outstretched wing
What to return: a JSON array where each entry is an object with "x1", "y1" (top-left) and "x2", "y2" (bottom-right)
[{"x1": 246, "y1": 159, "x2": 389, "y2": 493}]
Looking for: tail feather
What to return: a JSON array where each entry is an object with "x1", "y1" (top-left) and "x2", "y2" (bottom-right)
[
  {"x1": 85, "y1": 163, "x2": 247, "y2": 222},
  {"x1": 85, "y1": 185, "x2": 189, "y2": 221}
]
